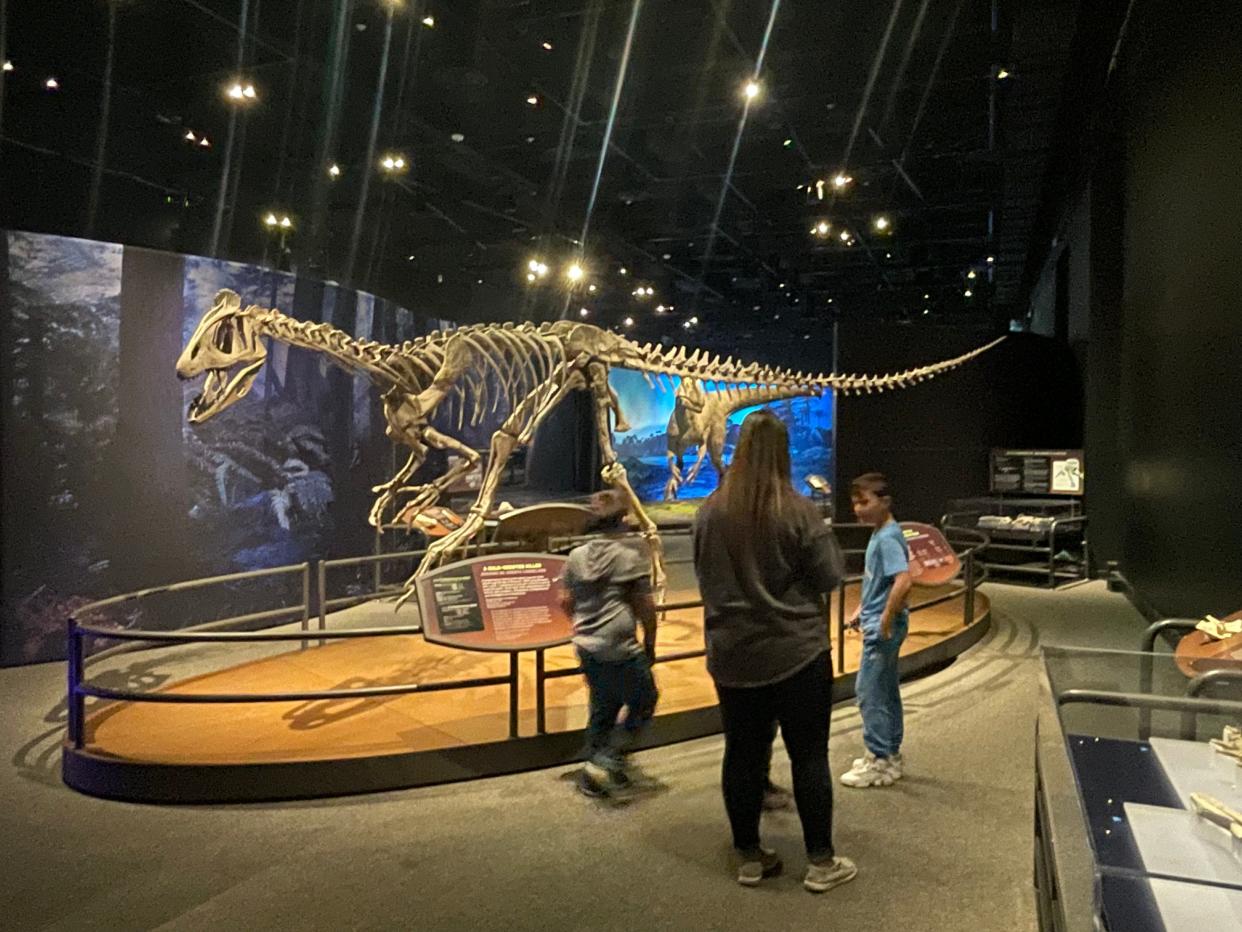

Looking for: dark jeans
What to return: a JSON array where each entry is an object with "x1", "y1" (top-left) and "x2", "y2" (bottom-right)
[
  {"x1": 715, "y1": 652, "x2": 835, "y2": 861},
  {"x1": 578, "y1": 649, "x2": 659, "y2": 772}
]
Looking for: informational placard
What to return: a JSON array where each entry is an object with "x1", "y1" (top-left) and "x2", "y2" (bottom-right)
[
  {"x1": 990, "y1": 449, "x2": 1084, "y2": 496},
  {"x1": 416, "y1": 553, "x2": 573, "y2": 653},
  {"x1": 900, "y1": 522, "x2": 961, "y2": 587}
]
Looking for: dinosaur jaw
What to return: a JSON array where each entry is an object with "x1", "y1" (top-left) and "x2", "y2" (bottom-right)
[{"x1": 187, "y1": 360, "x2": 265, "y2": 423}]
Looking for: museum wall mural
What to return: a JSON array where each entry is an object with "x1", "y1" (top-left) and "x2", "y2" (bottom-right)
[
  {"x1": 0, "y1": 231, "x2": 458, "y2": 665},
  {"x1": 609, "y1": 368, "x2": 835, "y2": 503}
]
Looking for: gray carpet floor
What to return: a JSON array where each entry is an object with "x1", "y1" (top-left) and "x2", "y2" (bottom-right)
[{"x1": 1, "y1": 580, "x2": 1148, "y2": 931}]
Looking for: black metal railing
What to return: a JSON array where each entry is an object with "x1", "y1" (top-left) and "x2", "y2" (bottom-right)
[{"x1": 65, "y1": 521, "x2": 992, "y2": 753}]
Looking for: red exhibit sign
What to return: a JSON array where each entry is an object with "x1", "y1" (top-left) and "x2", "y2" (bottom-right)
[
  {"x1": 900, "y1": 522, "x2": 961, "y2": 587},
  {"x1": 416, "y1": 553, "x2": 573, "y2": 652}
]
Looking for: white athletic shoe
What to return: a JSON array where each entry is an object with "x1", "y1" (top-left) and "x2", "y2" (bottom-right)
[
  {"x1": 840, "y1": 756, "x2": 896, "y2": 788},
  {"x1": 804, "y1": 856, "x2": 858, "y2": 893},
  {"x1": 850, "y1": 751, "x2": 904, "y2": 780}
]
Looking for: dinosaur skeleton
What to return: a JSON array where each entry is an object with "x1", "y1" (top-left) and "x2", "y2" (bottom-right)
[
  {"x1": 664, "y1": 381, "x2": 820, "y2": 500},
  {"x1": 177, "y1": 288, "x2": 1003, "y2": 604}
]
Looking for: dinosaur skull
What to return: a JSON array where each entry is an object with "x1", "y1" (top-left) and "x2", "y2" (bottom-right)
[{"x1": 176, "y1": 289, "x2": 268, "y2": 423}]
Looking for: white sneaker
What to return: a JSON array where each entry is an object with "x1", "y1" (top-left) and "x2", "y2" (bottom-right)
[
  {"x1": 840, "y1": 756, "x2": 896, "y2": 788},
  {"x1": 850, "y1": 751, "x2": 903, "y2": 780},
  {"x1": 804, "y1": 856, "x2": 858, "y2": 893}
]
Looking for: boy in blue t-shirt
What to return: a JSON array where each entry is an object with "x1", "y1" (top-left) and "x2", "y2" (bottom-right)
[{"x1": 840, "y1": 473, "x2": 912, "y2": 788}]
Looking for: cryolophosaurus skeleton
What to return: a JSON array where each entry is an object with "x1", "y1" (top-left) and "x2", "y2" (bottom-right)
[{"x1": 176, "y1": 289, "x2": 1003, "y2": 603}]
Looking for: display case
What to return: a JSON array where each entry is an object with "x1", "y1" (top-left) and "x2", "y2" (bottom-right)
[
  {"x1": 1036, "y1": 644, "x2": 1242, "y2": 931},
  {"x1": 942, "y1": 495, "x2": 1087, "y2": 587}
]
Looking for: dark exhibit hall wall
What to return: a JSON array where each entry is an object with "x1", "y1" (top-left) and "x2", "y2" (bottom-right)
[
  {"x1": 1080, "y1": 0, "x2": 1242, "y2": 615},
  {"x1": 834, "y1": 323, "x2": 1081, "y2": 524},
  {"x1": 0, "y1": 231, "x2": 464, "y2": 665}
]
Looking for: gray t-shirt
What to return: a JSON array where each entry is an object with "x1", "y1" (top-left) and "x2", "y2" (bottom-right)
[
  {"x1": 564, "y1": 539, "x2": 650, "y2": 661},
  {"x1": 693, "y1": 494, "x2": 844, "y2": 688}
]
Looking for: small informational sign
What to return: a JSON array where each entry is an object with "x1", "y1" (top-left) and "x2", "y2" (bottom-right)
[
  {"x1": 417, "y1": 553, "x2": 573, "y2": 652},
  {"x1": 900, "y1": 522, "x2": 961, "y2": 587},
  {"x1": 990, "y1": 449, "x2": 1084, "y2": 496}
]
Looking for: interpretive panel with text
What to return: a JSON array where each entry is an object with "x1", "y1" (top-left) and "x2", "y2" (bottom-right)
[
  {"x1": 900, "y1": 522, "x2": 961, "y2": 587},
  {"x1": 417, "y1": 553, "x2": 573, "y2": 652}
]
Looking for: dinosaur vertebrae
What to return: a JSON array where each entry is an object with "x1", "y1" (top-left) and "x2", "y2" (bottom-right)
[{"x1": 628, "y1": 336, "x2": 1006, "y2": 395}]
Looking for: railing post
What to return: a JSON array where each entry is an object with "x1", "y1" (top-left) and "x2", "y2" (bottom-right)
[
  {"x1": 836, "y1": 585, "x2": 847, "y2": 675},
  {"x1": 373, "y1": 522, "x2": 383, "y2": 594},
  {"x1": 317, "y1": 559, "x2": 328, "y2": 647},
  {"x1": 1048, "y1": 524, "x2": 1057, "y2": 589},
  {"x1": 66, "y1": 618, "x2": 84, "y2": 749},
  {"x1": 535, "y1": 649, "x2": 547, "y2": 735},
  {"x1": 963, "y1": 550, "x2": 976, "y2": 627},
  {"x1": 301, "y1": 562, "x2": 311, "y2": 651},
  {"x1": 508, "y1": 652, "x2": 520, "y2": 739}
]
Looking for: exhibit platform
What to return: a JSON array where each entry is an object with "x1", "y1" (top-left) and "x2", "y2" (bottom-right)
[{"x1": 63, "y1": 582, "x2": 989, "y2": 803}]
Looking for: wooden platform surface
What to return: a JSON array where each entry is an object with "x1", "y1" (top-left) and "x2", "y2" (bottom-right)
[{"x1": 85, "y1": 585, "x2": 987, "y2": 766}]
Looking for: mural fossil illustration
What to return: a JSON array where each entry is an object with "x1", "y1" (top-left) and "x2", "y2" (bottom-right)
[{"x1": 177, "y1": 288, "x2": 1004, "y2": 602}]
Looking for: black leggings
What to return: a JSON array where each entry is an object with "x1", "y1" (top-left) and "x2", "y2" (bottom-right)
[{"x1": 715, "y1": 652, "x2": 835, "y2": 860}]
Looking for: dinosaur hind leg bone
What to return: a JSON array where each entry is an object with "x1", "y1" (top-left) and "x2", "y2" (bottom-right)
[
  {"x1": 395, "y1": 364, "x2": 588, "y2": 608},
  {"x1": 587, "y1": 362, "x2": 667, "y2": 599}
]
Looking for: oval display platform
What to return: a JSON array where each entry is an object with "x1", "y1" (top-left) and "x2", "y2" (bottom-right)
[{"x1": 64, "y1": 585, "x2": 990, "y2": 804}]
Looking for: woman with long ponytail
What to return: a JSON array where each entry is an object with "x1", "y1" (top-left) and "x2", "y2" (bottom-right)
[{"x1": 692, "y1": 409, "x2": 857, "y2": 893}]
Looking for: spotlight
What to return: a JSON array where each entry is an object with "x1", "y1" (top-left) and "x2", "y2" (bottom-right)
[
  {"x1": 588, "y1": 284, "x2": 597, "y2": 293},
  {"x1": 623, "y1": 317, "x2": 634, "y2": 328},
  {"x1": 45, "y1": 77, "x2": 59, "y2": 90},
  {"x1": 839, "y1": 230, "x2": 851, "y2": 242},
  {"x1": 226, "y1": 82, "x2": 257, "y2": 102},
  {"x1": 742, "y1": 80, "x2": 761, "y2": 101},
  {"x1": 566, "y1": 262, "x2": 585, "y2": 283},
  {"x1": 379, "y1": 153, "x2": 408, "y2": 173},
  {"x1": 328, "y1": 163, "x2": 341, "y2": 178},
  {"x1": 264, "y1": 213, "x2": 279, "y2": 227},
  {"x1": 579, "y1": 308, "x2": 590, "y2": 318},
  {"x1": 683, "y1": 320, "x2": 692, "y2": 330},
  {"x1": 541, "y1": 41, "x2": 553, "y2": 51},
  {"x1": 996, "y1": 68, "x2": 1011, "y2": 80},
  {"x1": 526, "y1": 94, "x2": 540, "y2": 107},
  {"x1": 526, "y1": 272, "x2": 537, "y2": 283},
  {"x1": 243, "y1": 84, "x2": 257, "y2": 99},
  {"x1": 814, "y1": 220, "x2": 831, "y2": 236},
  {"x1": 2, "y1": 61, "x2": 13, "y2": 73},
  {"x1": 783, "y1": 138, "x2": 792, "y2": 148},
  {"x1": 923, "y1": 293, "x2": 930, "y2": 299},
  {"x1": 422, "y1": 14, "x2": 435, "y2": 27},
  {"x1": 986, "y1": 255, "x2": 995, "y2": 264},
  {"x1": 967, "y1": 270, "x2": 977, "y2": 280},
  {"x1": 199, "y1": 137, "x2": 211, "y2": 147},
  {"x1": 450, "y1": 132, "x2": 465, "y2": 143},
  {"x1": 964, "y1": 289, "x2": 973, "y2": 298},
  {"x1": 619, "y1": 267, "x2": 628, "y2": 276},
  {"x1": 184, "y1": 130, "x2": 197, "y2": 142},
  {"x1": 832, "y1": 173, "x2": 852, "y2": 190},
  {"x1": 873, "y1": 215, "x2": 891, "y2": 232},
  {"x1": 646, "y1": 286, "x2": 654, "y2": 296},
  {"x1": 279, "y1": 216, "x2": 293, "y2": 229},
  {"x1": 656, "y1": 304, "x2": 666, "y2": 313}
]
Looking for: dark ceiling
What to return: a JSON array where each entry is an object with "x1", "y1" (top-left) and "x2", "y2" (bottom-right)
[{"x1": 0, "y1": 0, "x2": 1087, "y2": 344}]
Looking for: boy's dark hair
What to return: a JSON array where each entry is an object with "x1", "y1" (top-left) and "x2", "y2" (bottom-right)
[
  {"x1": 850, "y1": 472, "x2": 892, "y2": 500},
  {"x1": 588, "y1": 489, "x2": 629, "y2": 533}
]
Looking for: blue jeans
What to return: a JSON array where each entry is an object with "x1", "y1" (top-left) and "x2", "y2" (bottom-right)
[
  {"x1": 856, "y1": 618, "x2": 907, "y2": 758},
  {"x1": 578, "y1": 650, "x2": 658, "y2": 772}
]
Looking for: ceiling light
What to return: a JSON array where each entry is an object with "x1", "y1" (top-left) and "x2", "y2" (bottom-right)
[
  {"x1": 923, "y1": 308, "x2": 930, "y2": 315},
  {"x1": 839, "y1": 230, "x2": 850, "y2": 242},
  {"x1": 661, "y1": 253, "x2": 671, "y2": 260},
  {"x1": 964, "y1": 289, "x2": 973, "y2": 297},
  {"x1": 242, "y1": 84, "x2": 257, "y2": 99},
  {"x1": 967, "y1": 270, "x2": 977, "y2": 279},
  {"x1": 690, "y1": 316, "x2": 699, "y2": 324},
  {"x1": 623, "y1": 317, "x2": 634, "y2": 328},
  {"x1": 2, "y1": 61, "x2": 13, "y2": 73},
  {"x1": 566, "y1": 262, "x2": 585, "y2": 282},
  {"x1": 996, "y1": 68, "x2": 1011, "y2": 80},
  {"x1": 783, "y1": 138, "x2": 792, "y2": 148},
  {"x1": 542, "y1": 41, "x2": 553, "y2": 51},
  {"x1": 885, "y1": 252, "x2": 892, "y2": 259},
  {"x1": 422, "y1": 15, "x2": 435, "y2": 27},
  {"x1": 264, "y1": 213, "x2": 279, "y2": 227},
  {"x1": 873, "y1": 215, "x2": 891, "y2": 232},
  {"x1": 526, "y1": 94, "x2": 540, "y2": 106},
  {"x1": 646, "y1": 286, "x2": 654, "y2": 295},
  {"x1": 742, "y1": 80, "x2": 761, "y2": 101},
  {"x1": 832, "y1": 173, "x2": 852, "y2": 190},
  {"x1": 450, "y1": 132, "x2": 465, "y2": 143},
  {"x1": 279, "y1": 216, "x2": 293, "y2": 229},
  {"x1": 619, "y1": 267, "x2": 628, "y2": 276},
  {"x1": 579, "y1": 308, "x2": 590, "y2": 318},
  {"x1": 328, "y1": 163, "x2": 341, "y2": 177},
  {"x1": 199, "y1": 137, "x2": 211, "y2": 147},
  {"x1": 45, "y1": 77, "x2": 59, "y2": 90},
  {"x1": 683, "y1": 320, "x2": 692, "y2": 330},
  {"x1": 827, "y1": 298, "x2": 834, "y2": 304},
  {"x1": 923, "y1": 293, "x2": 930, "y2": 299},
  {"x1": 526, "y1": 272, "x2": 537, "y2": 283},
  {"x1": 184, "y1": 130, "x2": 197, "y2": 142},
  {"x1": 656, "y1": 304, "x2": 666, "y2": 313},
  {"x1": 814, "y1": 221, "x2": 831, "y2": 236},
  {"x1": 986, "y1": 255, "x2": 995, "y2": 264}
]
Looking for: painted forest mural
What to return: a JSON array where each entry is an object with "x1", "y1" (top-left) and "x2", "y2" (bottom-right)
[{"x1": 0, "y1": 231, "x2": 456, "y2": 665}]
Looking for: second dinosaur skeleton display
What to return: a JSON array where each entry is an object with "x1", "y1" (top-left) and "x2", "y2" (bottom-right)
[{"x1": 176, "y1": 289, "x2": 1003, "y2": 603}]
